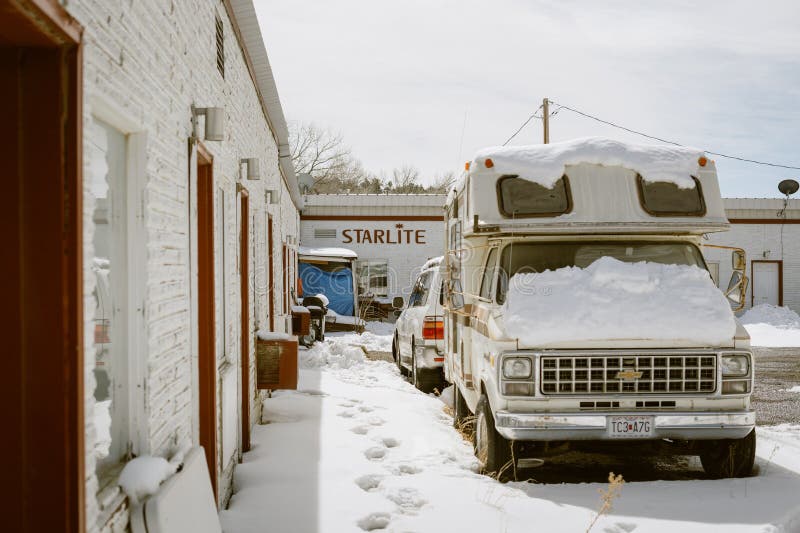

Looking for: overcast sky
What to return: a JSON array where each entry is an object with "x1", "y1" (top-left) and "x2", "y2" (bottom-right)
[{"x1": 255, "y1": 1, "x2": 800, "y2": 197}]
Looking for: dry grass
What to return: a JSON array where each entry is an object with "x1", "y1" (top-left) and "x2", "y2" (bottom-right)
[{"x1": 586, "y1": 472, "x2": 625, "y2": 533}]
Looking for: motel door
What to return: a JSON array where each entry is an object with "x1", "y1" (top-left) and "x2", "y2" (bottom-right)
[{"x1": 752, "y1": 261, "x2": 781, "y2": 306}]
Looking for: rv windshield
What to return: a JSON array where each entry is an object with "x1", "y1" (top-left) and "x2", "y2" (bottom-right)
[{"x1": 496, "y1": 241, "x2": 707, "y2": 303}]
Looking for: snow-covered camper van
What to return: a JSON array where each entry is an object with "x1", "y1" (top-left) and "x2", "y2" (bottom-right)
[{"x1": 444, "y1": 138, "x2": 754, "y2": 479}]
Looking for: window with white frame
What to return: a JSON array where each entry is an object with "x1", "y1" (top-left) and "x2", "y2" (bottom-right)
[
  {"x1": 356, "y1": 260, "x2": 388, "y2": 297},
  {"x1": 216, "y1": 188, "x2": 227, "y2": 360},
  {"x1": 89, "y1": 118, "x2": 129, "y2": 473}
]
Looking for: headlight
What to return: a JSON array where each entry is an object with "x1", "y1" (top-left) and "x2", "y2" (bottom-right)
[
  {"x1": 721, "y1": 354, "x2": 750, "y2": 377},
  {"x1": 503, "y1": 357, "x2": 532, "y2": 379}
]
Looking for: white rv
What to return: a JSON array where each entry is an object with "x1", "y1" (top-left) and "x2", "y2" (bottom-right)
[{"x1": 444, "y1": 138, "x2": 754, "y2": 480}]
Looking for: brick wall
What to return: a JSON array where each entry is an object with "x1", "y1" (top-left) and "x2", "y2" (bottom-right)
[{"x1": 63, "y1": 0, "x2": 300, "y2": 529}]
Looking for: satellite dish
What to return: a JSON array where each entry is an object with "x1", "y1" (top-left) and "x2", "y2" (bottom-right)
[{"x1": 778, "y1": 179, "x2": 799, "y2": 196}]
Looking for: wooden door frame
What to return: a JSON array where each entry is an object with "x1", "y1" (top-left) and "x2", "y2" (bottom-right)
[
  {"x1": 751, "y1": 260, "x2": 783, "y2": 307},
  {"x1": 1, "y1": 1, "x2": 84, "y2": 531},
  {"x1": 268, "y1": 215, "x2": 275, "y2": 331},
  {"x1": 196, "y1": 142, "x2": 218, "y2": 501},
  {"x1": 238, "y1": 187, "x2": 251, "y2": 453}
]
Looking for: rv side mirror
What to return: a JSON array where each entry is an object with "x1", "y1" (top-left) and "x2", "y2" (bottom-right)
[
  {"x1": 732, "y1": 250, "x2": 746, "y2": 272},
  {"x1": 392, "y1": 296, "x2": 405, "y2": 310},
  {"x1": 449, "y1": 279, "x2": 465, "y2": 310},
  {"x1": 724, "y1": 271, "x2": 748, "y2": 311}
]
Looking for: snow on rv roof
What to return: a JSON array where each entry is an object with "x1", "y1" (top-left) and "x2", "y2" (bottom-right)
[{"x1": 472, "y1": 137, "x2": 704, "y2": 189}]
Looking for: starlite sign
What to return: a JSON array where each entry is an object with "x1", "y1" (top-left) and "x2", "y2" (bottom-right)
[{"x1": 342, "y1": 224, "x2": 426, "y2": 245}]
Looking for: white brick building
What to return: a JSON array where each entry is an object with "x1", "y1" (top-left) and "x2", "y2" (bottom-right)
[
  {"x1": 704, "y1": 198, "x2": 800, "y2": 314},
  {"x1": 5, "y1": 1, "x2": 303, "y2": 531},
  {"x1": 300, "y1": 194, "x2": 447, "y2": 303}
]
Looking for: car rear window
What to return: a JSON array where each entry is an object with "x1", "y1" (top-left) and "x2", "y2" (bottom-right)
[
  {"x1": 638, "y1": 175, "x2": 705, "y2": 216},
  {"x1": 497, "y1": 175, "x2": 571, "y2": 217}
]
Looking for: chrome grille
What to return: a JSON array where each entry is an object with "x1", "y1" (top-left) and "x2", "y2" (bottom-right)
[{"x1": 540, "y1": 355, "x2": 716, "y2": 395}]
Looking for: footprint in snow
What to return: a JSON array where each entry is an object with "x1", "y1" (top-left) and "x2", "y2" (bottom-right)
[
  {"x1": 366, "y1": 416, "x2": 385, "y2": 426},
  {"x1": 381, "y1": 437, "x2": 400, "y2": 448},
  {"x1": 358, "y1": 405, "x2": 374, "y2": 413},
  {"x1": 339, "y1": 402, "x2": 356, "y2": 408},
  {"x1": 385, "y1": 487, "x2": 427, "y2": 513},
  {"x1": 365, "y1": 447, "x2": 387, "y2": 460},
  {"x1": 354, "y1": 474, "x2": 383, "y2": 492},
  {"x1": 337, "y1": 411, "x2": 356, "y2": 418},
  {"x1": 393, "y1": 463, "x2": 422, "y2": 475},
  {"x1": 351, "y1": 425, "x2": 371, "y2": 435},
  {"x1": 357, "y1": 512, "x2": 391, "y2": 531}
]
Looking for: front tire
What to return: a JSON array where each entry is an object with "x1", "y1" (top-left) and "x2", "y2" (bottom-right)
[
  {"x1": 474, "y1": 395, "x2": 513, "y2": 480},
  {"x1": 700, "y1": 429, "x2": 756, "y2": 479}
]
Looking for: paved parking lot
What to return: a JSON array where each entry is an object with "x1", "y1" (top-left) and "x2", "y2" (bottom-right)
[{"x1": 753, "y1": 347, "x2": 800, "y2": 426}]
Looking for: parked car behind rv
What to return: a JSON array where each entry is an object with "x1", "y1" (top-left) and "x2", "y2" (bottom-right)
[{"x1": 393, "y1": 257, "x2": 446, "y2": 392}]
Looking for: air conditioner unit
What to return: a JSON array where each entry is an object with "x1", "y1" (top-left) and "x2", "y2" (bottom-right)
[{"x1": 255, "y1": 331, "x2": 298, "y2": 390}]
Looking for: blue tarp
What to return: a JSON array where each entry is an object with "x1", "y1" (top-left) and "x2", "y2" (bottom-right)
[{"x1": 299, "y1": 262, "x2": 354, "y2": 316}]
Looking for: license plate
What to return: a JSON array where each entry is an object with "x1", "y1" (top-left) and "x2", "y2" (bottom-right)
[{"x1": 610, "y1": 416, "x2": 653, "y2": 438}]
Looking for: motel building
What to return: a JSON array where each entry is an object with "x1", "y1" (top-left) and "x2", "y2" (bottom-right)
[
  {"x1": 300, "y1": 193, "x2": 800, "y2": 319},
  {"x1": 5, "y1": 1, "x2": 303, "y2": 532},
  {"x1": 299, "y1": 194, "x2": 447, "y2": 320}
]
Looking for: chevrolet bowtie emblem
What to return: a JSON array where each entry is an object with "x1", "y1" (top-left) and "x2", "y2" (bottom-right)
[{"x1": 615, "y1": 370, "x2": 643, "y2": 380}]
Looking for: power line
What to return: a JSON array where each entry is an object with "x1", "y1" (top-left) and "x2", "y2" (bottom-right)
[
  {"x1": 502, "y1": 104, "x2": 543, "y2": 146},
  {"x1": 547, "y1": 100, "x2": 800, "y2": 171}
]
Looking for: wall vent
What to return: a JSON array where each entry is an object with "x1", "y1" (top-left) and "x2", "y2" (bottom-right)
[
  {"x1": 314, "y1": 228, "x2": 337, "y2": 239},
  {"x1": 215, "y1": 14, "x2": 225, "y2": 78}
]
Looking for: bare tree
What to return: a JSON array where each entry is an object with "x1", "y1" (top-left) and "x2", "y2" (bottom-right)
[
  {"x1": 427, "y1": 171, "x2": 456, "y2": 193},
  {"x1": 390, "y1": 164, "x2": 424, "y2": 193},
  {"x1": 289, "y1": 122, "x2": 354, "y2": 188}
]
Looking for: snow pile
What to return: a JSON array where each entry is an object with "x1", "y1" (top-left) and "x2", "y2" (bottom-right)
[
  {"x1": 473, "y1": 137, "x2": 703, "y2": 189},
  {"x1": 118, "y1": 456, "x2": 178, "y2": 504},
  {"x1": 739, "y1": 304, "x2": 800, "y2": 347},
  {"x1": 256, "y1": 330, "x2": 293, "y2": 342},
  {"x1": 786, "y1": 386, "x2": 800, "y2": 393},
  {"x1": 438, "y1": 384, "x2": 454, "y2": 408},
  {"x1": 502, "y1": 257, "x2": 736, "y2": 345},
  {"x1": 740, "y1": 304, "x2": 800, "y2": 328},
  {"x1": 301, "y1": 335, "x2": 367, "y2": 368}
]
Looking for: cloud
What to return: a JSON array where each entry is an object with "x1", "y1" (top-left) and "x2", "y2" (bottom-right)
[{"x1": 254, "y1": 0, "x2": 800, "y2": 196}]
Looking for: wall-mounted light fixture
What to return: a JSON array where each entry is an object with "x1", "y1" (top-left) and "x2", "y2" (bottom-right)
[
  {"x1": 191, "y1": 105, "x2": 225, "y2": 141},
  {"x1": 265, "y1": 189, "x2": 279, "y2": 205},
  {"x1": 241, "y1": 158, "x2": 260, "y2": 180}
]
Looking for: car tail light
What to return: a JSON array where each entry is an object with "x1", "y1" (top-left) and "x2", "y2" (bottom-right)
[{"x1": 422, "y1": 317, "x2": 443, "y2": 340}]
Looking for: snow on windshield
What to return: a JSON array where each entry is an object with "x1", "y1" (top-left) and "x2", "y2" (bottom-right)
[
  {"x1": 502, "y1": 256, "x2": 735, "y2": 345},
  {"x1": 473, "y1": 137, "x2": 703, "y2": 189}
]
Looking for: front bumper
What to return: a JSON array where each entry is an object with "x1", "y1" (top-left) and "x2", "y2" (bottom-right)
[{"x1": 494, "y1": 410, "x2": 755, "y2": 441}]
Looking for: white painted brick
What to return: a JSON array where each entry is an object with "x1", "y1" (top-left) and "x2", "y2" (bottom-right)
[{"x1": 65, "y1": 0, "x2": 300, "y2": 529}]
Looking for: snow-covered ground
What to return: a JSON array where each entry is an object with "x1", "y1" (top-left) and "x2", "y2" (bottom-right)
[
  {"x1": 741, "y1": 304, "x2": 800, "y2": 347},
  {"x1": 221, "y1": 327, "x2": 800, "y2": 533}
]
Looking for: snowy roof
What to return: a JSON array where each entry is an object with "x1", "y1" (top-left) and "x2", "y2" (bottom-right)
[
  {"x1": 471, "y1": 137, "x2": 704, "y2": 189},
  {"x1": 298, "y1": 246, "x2": 358, "y2": 259}
]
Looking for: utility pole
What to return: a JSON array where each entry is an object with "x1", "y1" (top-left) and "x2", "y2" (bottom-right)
[{"x1": 542, "y1": 98, "x2": 550, "y2": 144}]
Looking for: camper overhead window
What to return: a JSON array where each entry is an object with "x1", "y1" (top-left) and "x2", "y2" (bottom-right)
[
  {"x1": 496, "y1": 175, "x2": 571, "y2": 217},
  {"x1": 638, "y1": 175, "x2": 705, "y2": 216}
]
